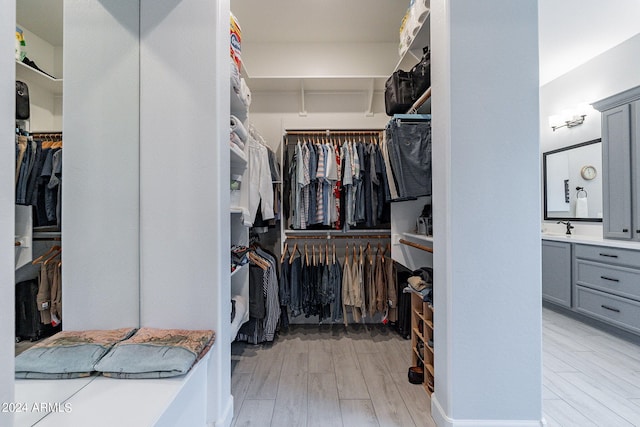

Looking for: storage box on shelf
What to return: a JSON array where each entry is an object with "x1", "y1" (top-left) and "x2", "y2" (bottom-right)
[{"x1": 410, "y1": 289, "x2": 434, "y2": 395}]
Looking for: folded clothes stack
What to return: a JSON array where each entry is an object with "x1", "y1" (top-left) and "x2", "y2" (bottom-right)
[{"x1": 15, "y1": 328, "x2": 215, "y2": 379}]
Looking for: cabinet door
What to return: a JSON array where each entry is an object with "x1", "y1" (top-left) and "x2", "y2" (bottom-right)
[
  {"x1": 542, "y1": 241, "x2": 571, "y2": 307},
  {"x1": 633, "y1": 101, "x2": 640, "y2": 239},
  {"x1": 602, "y1": 104, "x2": 632, "y2": 239}
]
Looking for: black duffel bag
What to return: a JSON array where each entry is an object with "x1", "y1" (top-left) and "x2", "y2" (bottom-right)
[
  {"x1": 411, "y1": 47, "x2": 430, "y2": 100},
  {"x1": 385, "y1": 69, "x2": 414, "y2": 116},
  {"x1": 385, "y1": 46, "x2": 431, "y2": 116},
  {"x1": 16, "y1": 80, "x2": 30, "y2": 120}
]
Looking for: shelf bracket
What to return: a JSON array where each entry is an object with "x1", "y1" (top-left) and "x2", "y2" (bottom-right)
[
  {"x1": 365, "y1": 78, "x2": 375, "y2": 117},
  {"x1": 299, "y1": 80, "x2": 308, "y2": 117}
]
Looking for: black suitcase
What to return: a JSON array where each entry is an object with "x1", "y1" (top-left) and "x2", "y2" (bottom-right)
[
  {"x1": 15, "y1": 279, "x2": 57, "y2": 342},
  {"x1": 395, "y1": 267, "x2": 413, "y2": 339}
]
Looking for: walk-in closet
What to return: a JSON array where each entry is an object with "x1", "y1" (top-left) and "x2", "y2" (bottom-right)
[{"x1": 7, "y1": 1, "x2": 640, "y2": 427}]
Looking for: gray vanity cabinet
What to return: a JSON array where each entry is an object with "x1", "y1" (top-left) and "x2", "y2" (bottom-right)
[
  {"x1": 601, "y1": 104, "x2": 633, "y2": 239},
  {"x1": 542, "y1": 240, "x2": 572, "y2": 307},
  {"x1": 574, "y1": 244, "x2": 640, "y2": 335},
  {"x1": 594, "y1": 87, "x2": 640, "y2": 240}
]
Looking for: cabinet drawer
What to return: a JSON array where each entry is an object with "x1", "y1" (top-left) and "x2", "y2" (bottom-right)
[
  {"x1": 575, "y1": 286, "x2": 640, "y2": 334},
  {"x1": 576, "y1": 260, "x2": 640, "y2": 301},
  {"x1": 574, "y1": 244, "x2": 640, "y2": 267}
]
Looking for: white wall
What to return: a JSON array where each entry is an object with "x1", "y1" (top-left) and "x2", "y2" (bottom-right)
[
  {"x1": 243, "y1": 42, "x2": 397, "y2": 78},
  {"x1": 63, "y1": 0, "x2": 140, "y2": 330},
  {"x1": 431, "y1": 0, "x2": 541, "y2": 425},
  {"x1": 139, "y1": 0, "x2": 232, "y2": 424},
  {"x1": 248, "y1": 110, "x2": 389, "y2": 153},
  {"x1": 1, "y1": 1, "x2": 16, "y2": 424},
  {"x1": 540, "y1": 33, "x2": 640, "y2": 236}
]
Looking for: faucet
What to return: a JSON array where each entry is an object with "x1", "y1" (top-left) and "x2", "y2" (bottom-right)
[{"x1": 557, "y1": 221, "x2": 574, "y2": 235}]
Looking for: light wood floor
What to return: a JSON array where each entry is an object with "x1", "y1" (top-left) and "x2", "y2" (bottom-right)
[
  {"x1": 231, "y1": 324, "x2": 434, "y2": 427},
  {"x1": 231, "y1": 309, "x2": 640, "y2": 426}
]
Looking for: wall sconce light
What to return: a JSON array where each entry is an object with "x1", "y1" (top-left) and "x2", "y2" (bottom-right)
[{"x1": 549, "y1": 103, "x2": 589, "y2": 131}]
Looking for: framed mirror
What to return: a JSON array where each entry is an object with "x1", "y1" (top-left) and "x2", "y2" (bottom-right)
[{"x1": 543, "y1": 138, "x2": 602, "y2": 222}]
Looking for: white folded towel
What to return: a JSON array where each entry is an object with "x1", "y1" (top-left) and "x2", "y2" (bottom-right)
[
  {"x1": 230, "y1": 132, "x2": 245, "y2": 150},
  {"x1": 230, "y1": 115, "x2": 248, "y2": 142},
  {"x1": 231, "y1": 60, "x2": 241, "y2": 94},
  {"x1": 575, "y1": 196, "x2": 589, "y2": 218},
  {"x1": 240, "y1": 78, "x2": 252, "y2": 108}
]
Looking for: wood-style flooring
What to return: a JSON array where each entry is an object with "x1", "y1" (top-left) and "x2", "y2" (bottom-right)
[
  {"x1": 231, "y1": 323, "x2": 434, "y2": 427},
  {"x1": 231, "y1": 309, "x2": 640, "y2": 426}
]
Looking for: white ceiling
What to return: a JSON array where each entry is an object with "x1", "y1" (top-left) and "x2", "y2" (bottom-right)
[
  {"x1": 14, "y1": 0, "x2": 640, "y2": 88},
  {"x1": 16, "y1": 0, "x2": 63, "y2": 46}
]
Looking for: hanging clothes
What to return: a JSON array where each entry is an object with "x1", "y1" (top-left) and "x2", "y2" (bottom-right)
[
  {"x1": 284, "y1": 134, "x2": 391, "y2": 232},
  {"x1": 237, "y1": 247, "x2": 281, "y2": 344},
  {"x1": 247, "y1": 135, "x2": 274, "y2": 225}
]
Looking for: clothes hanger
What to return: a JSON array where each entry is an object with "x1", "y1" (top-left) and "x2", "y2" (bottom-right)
[
  {"x1": 345, "y1": 243, "x2": 349, "y2": 264},
  {"x1": 312, "y1": 244, "x2": 317, "y2": 266},
  {"x1": 44, "y1": 249, "x2": 61, "y2": 265},
  {"x1": 249, "y1": 252, "x2": 269, "y2": 270},
  {"x1": 325, "y1": 243, "x2": 329, "y2": 264},
  {"x1": 32, "y1": 245, "x2": 61, "y2": 265},
  {"x1": 305, "y1": 243, "x2": 309, "y2": 266},
  {"x1": 280, "y1": 242, "x2": 289, "y2": 264},
  {"x1": 332, "y1": 243, "x2": 336, "y2": 263},
  {"x1": 290, "y1": 242, "x2": 299, "y2": 264}
]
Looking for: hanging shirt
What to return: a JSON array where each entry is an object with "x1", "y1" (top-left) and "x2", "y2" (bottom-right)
[{"x1": 247, "y1": 136, "x2": 275, "y2": 225}]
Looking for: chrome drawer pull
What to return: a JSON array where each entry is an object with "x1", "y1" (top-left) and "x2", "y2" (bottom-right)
[
  {"x1": 600, "y1": 276, "x2": 620, "y2": 282},
  {"x1": 601, "y1": 305, "x2": 621, "y2": 313},
  {"x1": 599, "y1": 253, "x2": 618, "y2": 258}
]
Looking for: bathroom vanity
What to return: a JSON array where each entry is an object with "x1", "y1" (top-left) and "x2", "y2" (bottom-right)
[{"x1": 542, "y1": 234, "x2": 640, "y2": 336}]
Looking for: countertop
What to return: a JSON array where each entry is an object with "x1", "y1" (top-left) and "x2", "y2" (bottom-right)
[{"x1": 542, "y1": 233, "x2": 640, "y2": 250}]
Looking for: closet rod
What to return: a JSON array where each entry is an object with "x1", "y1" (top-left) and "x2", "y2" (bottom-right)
[
  {"x1": 407, "y1": 87, "x2": 432, "y2": 114},
  {"x1": 286, "y1": 234, "x2": 390, "y2": 240},
  {"x1": 399, "y1": 238, "x2": 433, "y2": 253},
  {"x1": 286, "y1": 129, "x2": 382, "y2": 136}
]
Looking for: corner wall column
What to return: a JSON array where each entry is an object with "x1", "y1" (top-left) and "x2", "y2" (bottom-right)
[{"x1": 431, "y1": 1, "x2": 543, "y2": 425}]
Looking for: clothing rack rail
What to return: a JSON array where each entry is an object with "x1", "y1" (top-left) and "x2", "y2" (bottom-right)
[
  {"x1": 285, "y1": 129, "x2": 382, "y2": 136},
  {"x1": 399, "y1": 238, "x2": 433, "y2": 253},
  {"x1": 407, "y1": 86, "x2": 432, "y2": 114},
  {"x1": 286, "y1": 234, "x2": 390, "y2": 240},
  {"x1": 29, "y1": 131, "x2": 62, "y2": 137}
]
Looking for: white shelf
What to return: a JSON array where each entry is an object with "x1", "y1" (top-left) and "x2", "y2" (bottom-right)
[
  {"x1": 403, "y1": 232, "x2": 433, "y2": 244},
  {"x1": 394, "y1": 9, "x2": 431, "y2": 73},
  {"x1": 16, "y1": 60, "x2": 62, "y2": 95},
  {"x1": 231, "y1": 262, "x2": 248, "y2": 278},
  {"x1": 230, "y1": 207, "x2": 243, "y2": 214}
]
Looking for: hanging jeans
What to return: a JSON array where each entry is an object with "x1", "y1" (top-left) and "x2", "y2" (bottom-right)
[{"x1": 387, "y1": 119, "x2": 432, "y2": 198}]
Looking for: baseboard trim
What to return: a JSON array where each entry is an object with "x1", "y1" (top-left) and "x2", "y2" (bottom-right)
[
  {"x1": 213, "y1": 395, "x2": 234, "y2": 427},
  {"x1": 431, "y1": 394, "x2": 546, "y2": 427}
]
